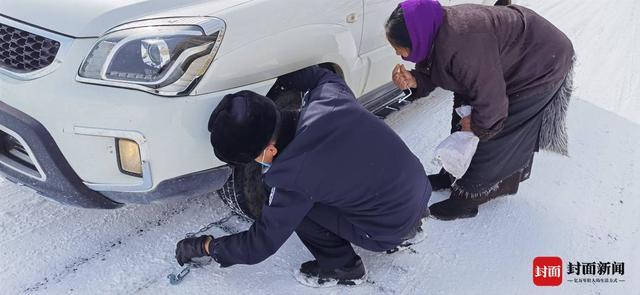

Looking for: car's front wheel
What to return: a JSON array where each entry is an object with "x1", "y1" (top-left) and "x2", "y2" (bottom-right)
[{"x1": 216, "y1": 162, "x2": 266, "y2": 220}]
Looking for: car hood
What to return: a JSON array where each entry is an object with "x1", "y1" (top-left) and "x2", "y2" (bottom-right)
[{"x1": 1, "y1": 0, "x2": 251, "y2": 38}]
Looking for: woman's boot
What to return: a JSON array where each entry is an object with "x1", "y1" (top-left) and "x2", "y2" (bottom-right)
[
  {"x1": 429, "y1": 165, "x2": 529, "y2": 221},
  {"x1": 428, "y1": 168, "x2": 454, "y2": 191},
  {"x1": 428, "y1": 192, "x2": 479, "y2": 221}
]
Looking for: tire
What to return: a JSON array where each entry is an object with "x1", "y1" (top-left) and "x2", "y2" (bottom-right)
[
  {"x1": 216, "y1": 162, "x2": 267, "y2": 220},
  {"x1": 216, "y1": 89, "x2": 303, "y2": 220}
]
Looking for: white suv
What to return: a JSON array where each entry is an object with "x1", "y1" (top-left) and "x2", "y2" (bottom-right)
[{"x1": 0, "y1": 0, "x2": 491, "y2": 216}]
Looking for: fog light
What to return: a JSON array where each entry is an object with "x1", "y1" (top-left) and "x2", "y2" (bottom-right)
[{"x1": 117, "y1": 138, "x2": 142, "y2": 177}]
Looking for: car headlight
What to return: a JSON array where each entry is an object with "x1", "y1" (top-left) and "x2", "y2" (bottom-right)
[{"x1": 77, "y1": 17, "x2": 225, "y2": 96}]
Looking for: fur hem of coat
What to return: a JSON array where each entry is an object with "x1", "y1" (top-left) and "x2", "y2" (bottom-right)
[
  {"x1": 450, "y1": 156, "x2": 534, "y2": 200},
  {"x1": 539, "y1": 56, "x2": 575, "y2": 156}
]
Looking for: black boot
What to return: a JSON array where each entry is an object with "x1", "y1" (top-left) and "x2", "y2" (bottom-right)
[
  {"x1": 429, "y1": 198, "x2": 478, "y2": 221},
  {"x1": 386, "y1": 211, "x2": 429, "y2": 254},
  {"x1": 428, "y1": 169, "x2": 454, "y2": 191},
  {"x1": 295, "y1": 256, "x2": 367, "y2": 287},
  {"x1": 386, "y1": 226, "x2": 427, "y2": 254}
]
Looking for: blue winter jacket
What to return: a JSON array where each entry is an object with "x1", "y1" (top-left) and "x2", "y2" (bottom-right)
[{"x1": 210, "y1": 67, "x2": 431, "y2": 266}]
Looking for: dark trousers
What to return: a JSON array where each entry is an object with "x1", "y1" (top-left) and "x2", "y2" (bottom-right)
[{"x1": 295, "y1": 204, "x2": 399, "y2": 270}]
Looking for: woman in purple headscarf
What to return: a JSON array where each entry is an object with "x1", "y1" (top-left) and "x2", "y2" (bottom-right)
[{"x1": 385, "y1": 0, "x2": 575, "y2": 220}]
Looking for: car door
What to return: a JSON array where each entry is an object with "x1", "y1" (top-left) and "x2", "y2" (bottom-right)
[{"x1": 359, "y1": 0, "x2": 405, "y2": 94}]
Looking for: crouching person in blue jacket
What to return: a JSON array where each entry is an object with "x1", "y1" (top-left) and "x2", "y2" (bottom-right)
[{"x1": 175, "y1": 66, "x2": 432, "y2": 287}]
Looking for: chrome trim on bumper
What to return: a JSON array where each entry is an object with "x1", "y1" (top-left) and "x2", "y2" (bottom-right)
[
  {"x1": 73, "y1": 126, "x2": 153, "y2": 192},
  {"x1": 0, "y1": 125, "x2": 47, "y2": 181}
]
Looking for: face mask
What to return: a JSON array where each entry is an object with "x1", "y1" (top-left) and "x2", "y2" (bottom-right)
[
  {"x1": 257, "y1": 150, "x2": 272, "y2": 174},
  {"x1": 260, "y1": 164, "x2": 271, "y2": 174}
]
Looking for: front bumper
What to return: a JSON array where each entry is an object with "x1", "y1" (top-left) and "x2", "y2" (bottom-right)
[
  {"x1": 0, "y1": 100, "x2": 121, "y2": 208},
  {"x1": 0, "y1": 100, "x2": 233, "y2": 207}
]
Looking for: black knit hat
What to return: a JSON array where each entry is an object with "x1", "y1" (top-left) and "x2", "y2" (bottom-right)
[{"x1": 208, "y1": 90, "x2": 280, "y2": 164}]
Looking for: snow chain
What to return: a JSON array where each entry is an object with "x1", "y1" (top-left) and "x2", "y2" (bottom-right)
[{"x1": 168, "y1": 214, "x2": 234, "y2": 285}]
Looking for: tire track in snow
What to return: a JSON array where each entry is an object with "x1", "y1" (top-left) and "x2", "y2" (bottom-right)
[
  {"x1": 20, "y1": 195, "x2": 245, "y2": 294},
  {"x1": 20, "y1": 202, "x2": 194, "y2": 293}
]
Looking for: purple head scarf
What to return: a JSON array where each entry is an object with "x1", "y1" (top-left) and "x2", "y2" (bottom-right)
[{"x1": 400, "y1": 0, "x2": 444, "y2": 63}]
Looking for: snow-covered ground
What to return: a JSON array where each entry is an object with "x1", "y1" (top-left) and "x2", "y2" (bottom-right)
[{"x1": 1, "y1": 0, "x2": 638, "y2": 294}]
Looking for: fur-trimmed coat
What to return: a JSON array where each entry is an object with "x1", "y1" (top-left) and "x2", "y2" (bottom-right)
[{"x1": 410, "y1": 4, "x2": 574, "y2": 141}]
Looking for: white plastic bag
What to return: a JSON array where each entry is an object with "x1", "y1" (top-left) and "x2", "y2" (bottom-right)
[{"x1": 433, "y1": 105, "x2": 479, "y2": 179}]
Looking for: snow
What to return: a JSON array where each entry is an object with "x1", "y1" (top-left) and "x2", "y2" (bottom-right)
[{"x1": 1, "y1": 0, "x2": 639, "y2": 294}]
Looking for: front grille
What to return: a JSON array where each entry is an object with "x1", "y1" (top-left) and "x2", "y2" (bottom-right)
[{"x1": 0, "y1": 23, "x2": 60, "y2": 73}]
